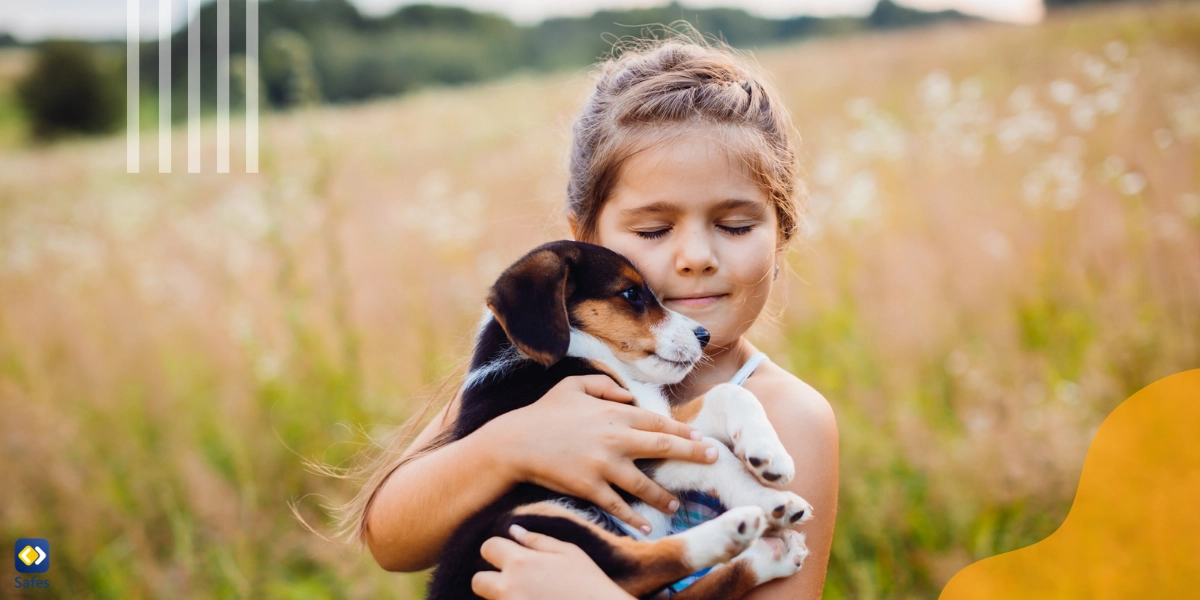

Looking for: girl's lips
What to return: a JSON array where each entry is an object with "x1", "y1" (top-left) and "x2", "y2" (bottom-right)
[{"x1": 665, "y1": 294, "x2": 725, "y2": 308}]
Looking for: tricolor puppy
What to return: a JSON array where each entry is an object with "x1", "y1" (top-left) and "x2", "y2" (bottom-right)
[{"x1": 428, "y1": 240, "x2": 813, "y2": 600}]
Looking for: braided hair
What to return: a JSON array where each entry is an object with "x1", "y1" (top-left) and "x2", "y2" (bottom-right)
[{"x1": 566, "y1": 33, "x2": 803, "y2": 250}]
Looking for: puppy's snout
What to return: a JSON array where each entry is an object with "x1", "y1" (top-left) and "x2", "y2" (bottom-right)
[{"x1": 694, "y1": 327, "x2": 710, "y2": 348}]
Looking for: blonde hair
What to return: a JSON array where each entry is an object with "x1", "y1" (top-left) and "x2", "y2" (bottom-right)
[
  {"x1": 297, "y1": 366, "x2": 466, "y2": 545},
  {"x1": 567, "y1": 29, "x2": 804, "y2": 250}
]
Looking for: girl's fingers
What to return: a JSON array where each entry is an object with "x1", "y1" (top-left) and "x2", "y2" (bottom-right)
[
  {"x1": 479, "y1": 535, "x2": 525, "y2": 570},
  {"x1": 577, "y1": 374, "x2": 636, "y2": 404},
  {"x1": 626, "y1": 405, "x2": 702, "y2": 441},
  {"x1": 589, "y1": 484, "x2": 653, "y2": 535},
  {"x1": 608, "y1": 463, "x2": 680, "y2": 518},
  {"x1": 471, "y1": 569, "x2": 505, "y2": 600},
  {"x1": 629, "y1": 429, "x2": 717, "y2": 465},
  {"x1": 509, "y1": 524, "x2": 572, "y2": 553}
]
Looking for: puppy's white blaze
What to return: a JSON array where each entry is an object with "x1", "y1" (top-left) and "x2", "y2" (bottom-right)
[
  {"x1": 657, "y1": 309, "x2": 706, "y2": 363},
  {"x1": 626, "y1": 309, "x2": 703, "y2": 385}
]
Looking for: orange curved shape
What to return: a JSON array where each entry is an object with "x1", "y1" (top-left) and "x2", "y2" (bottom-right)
[{"x1": 941, "y1": 369, "x2": 1200, "y2": 599}]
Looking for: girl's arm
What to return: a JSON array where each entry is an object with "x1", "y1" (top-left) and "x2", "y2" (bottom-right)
[{"x1": 364, "y1": 374, "x2": 719, "y2": 572}]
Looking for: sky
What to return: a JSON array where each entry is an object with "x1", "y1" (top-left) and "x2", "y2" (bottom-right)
[{"x1": 0, "y1": 0, "x2": 1044, "y2": 42}]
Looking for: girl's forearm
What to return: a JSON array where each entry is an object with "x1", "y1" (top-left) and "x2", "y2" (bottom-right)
[{"x1": 365, "y1": 426, "x2": 517, "y2": 572}]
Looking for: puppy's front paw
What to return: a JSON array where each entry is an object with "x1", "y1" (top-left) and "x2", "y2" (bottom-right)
[
  {"x1": 708, "y1": 383, "x2": 795, "y2": 486},
  {"x1": 731, "y1": 423, "x2": 796, "y2": 486}
]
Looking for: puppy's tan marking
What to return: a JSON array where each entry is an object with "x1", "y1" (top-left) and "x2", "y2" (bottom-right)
[
  {"x1": 572, "y1": 298, "x2": 661, "y2": 362},
  {"x1": 671, "y1": 395, "x2": 705, "y2": 425},
  {"x1": 619, "y1": 265, "x2": 645, "y2": 287}
]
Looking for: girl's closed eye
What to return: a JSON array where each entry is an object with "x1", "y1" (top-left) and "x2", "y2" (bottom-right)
[
  {"x1": 633, "y1": 223, "x2": 757, "y2": 239},
  {"x1": 634, "y1": 227, "x2": 670, "y2": 239},
  {"x1": 719, "y1": 223, "x2": 755, "y2": 235}
]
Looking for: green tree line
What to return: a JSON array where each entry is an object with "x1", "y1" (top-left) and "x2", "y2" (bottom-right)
[{"x1": 11, "y1": 0, "x2": 979, "y2": 138}]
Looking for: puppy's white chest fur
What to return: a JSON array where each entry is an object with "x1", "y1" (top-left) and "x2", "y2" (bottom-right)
[
  {"x1": 626, "y1": 381, "x2": 671, "y2": 416},
  {"x1": 568, "y1": 330, "x2": 672, "y2": 416}
]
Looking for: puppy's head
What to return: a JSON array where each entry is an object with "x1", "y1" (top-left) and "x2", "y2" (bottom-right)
[{"x1": 486, "y1": 240, "x2": 708, "y2": 384}]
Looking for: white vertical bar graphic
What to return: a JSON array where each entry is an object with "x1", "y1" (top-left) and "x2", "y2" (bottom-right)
[
  {"x1": 159, "y1": 0, "x2": 171, "y2": 173},
  {"x1": 217, "y1": 0, "x2": 229, "y2": 173},
  {"x1": 127, "y1": 0, "x2": 140, "y2": 173},
  {"x1": 246, "y1": 0, "x2": 258, "y2": 173},
  {"x1": 188, "y1": 0, "x2": 200, "y2": 173}
]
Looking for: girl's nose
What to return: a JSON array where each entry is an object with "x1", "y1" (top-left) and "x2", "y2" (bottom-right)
[{"x1": 675, "y1": 224, "x2": 717, "y2": 274}]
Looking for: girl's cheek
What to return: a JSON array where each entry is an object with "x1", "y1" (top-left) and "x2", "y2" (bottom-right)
[{"x1": 732, "y1": 254, "x2": 775, "y2": 286}]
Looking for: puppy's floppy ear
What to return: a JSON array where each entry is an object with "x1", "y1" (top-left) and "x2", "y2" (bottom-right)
[{"x1": 486, "y1": 244, "x2": 577, "y2": 367}]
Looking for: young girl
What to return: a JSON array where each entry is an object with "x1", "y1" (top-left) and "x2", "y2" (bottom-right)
[{"x1": 344, "y1": 35, "x2": 838, "y2": 600}]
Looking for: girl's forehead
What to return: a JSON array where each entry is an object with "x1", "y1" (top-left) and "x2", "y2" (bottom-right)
[{"x1": 607, "y1": 133, "x2": 768, "y2": 215}]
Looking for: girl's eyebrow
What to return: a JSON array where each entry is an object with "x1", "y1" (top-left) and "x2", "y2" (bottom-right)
[{"x1": 619, "y1": 198, "x2": 762, "y2": 217}]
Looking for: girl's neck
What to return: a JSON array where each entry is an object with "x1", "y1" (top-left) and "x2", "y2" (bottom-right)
[{"x1": 665, "y1": 336, "x2": 757, "y2": 404}]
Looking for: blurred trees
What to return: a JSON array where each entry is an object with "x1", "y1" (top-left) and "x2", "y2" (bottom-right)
[
  {"x1": 14, "y1": 41, "x2": 122, "y2": 140},
  {"x1": 1043, "y1": 0, "x2": 1145, "y2": 8},
  {"x1": 869, "y1": 0, "x2": 973, "y2": 29},
  {"x1": 2, "y1": 0, "x2": 983, "y2": 136},
  {"x1": 263, "y1": 30, "x2": 322, "y2": 106},
  {"x1": 135, "y1": 0, "x2": 973, "y2": 117}
]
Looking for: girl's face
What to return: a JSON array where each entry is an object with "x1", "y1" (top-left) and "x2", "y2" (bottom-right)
[{"x1": 589, "y1": 129, "x2": 780, "y2": 352}]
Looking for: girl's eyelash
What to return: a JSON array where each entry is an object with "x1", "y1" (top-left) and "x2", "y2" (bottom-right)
[
  {"x1": 634, "y1": 224, "x2": 755, "y2": 239},
  {"x1": 635, "y1": 229, "x2": 670, "y2": 239}
]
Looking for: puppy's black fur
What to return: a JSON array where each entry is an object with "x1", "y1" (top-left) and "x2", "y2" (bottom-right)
[{"x1": 425, "y1": 240, "x2": 688, "y2": 600}]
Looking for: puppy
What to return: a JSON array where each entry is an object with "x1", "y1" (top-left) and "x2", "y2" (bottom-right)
[{"x1": 427, "y1": 240, "x2": 812, "y2": 600}]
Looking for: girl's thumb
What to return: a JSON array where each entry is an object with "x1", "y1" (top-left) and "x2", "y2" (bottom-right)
[{"x1": 509, "y1": 524, "x2": 563, "y2": 551}]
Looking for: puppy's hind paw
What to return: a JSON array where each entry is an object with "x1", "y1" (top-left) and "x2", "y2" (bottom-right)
[
  {"x1": 738, "y1": 529, "x2": 809, "y2": 585},
  {"x1": 680, "y1": 506, "x2": 767, "y2": 569}
]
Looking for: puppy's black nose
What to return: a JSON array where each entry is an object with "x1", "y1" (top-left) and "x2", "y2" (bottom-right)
[{"x1": 694, "y1": 327, "x2": 710, "y2": 348}]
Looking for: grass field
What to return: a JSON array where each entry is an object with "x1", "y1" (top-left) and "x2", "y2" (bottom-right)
[{"x1": 1, "y1": 3, "x2": 1198, "y2": 598}]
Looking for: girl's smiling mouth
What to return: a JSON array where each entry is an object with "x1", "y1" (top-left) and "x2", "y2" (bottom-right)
[{"x1": 664, "y1": 294, "x2": 727, "y2": 308}]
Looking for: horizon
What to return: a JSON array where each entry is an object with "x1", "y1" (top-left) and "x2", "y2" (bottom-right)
[{"x1": 1, "y1": 0, "x2": 1042, "y2": 43}]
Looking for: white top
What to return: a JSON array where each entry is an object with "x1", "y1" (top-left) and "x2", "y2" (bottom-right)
[{"x1": 730, "y1": 351, "x2": 769, "y2": 386}]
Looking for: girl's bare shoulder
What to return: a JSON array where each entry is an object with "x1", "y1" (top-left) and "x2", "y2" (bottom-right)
[{"x1": 743, "y1": 360, "x2": 837, "y2": 436}]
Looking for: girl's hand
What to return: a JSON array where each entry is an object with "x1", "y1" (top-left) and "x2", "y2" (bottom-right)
[
  {"x1": 472, "y1": 525, "x2": 635, "y2": 600},
  {"x1": 478, "y1": 374, "x2": 719, "y2": 536}
]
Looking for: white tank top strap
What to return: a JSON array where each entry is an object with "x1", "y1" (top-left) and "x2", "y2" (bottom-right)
[{"x1": 729, "y1": 352, "x2": 769, "y2": 386}]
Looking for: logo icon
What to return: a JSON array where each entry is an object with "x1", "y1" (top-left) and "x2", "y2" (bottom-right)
[{"x1": 14, "y1": 539, "x2": 49, "y2": 574}]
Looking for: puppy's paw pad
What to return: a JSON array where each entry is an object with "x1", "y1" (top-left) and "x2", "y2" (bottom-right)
[
  {"x1": 742, "y1": 530, "x2": 808, "y2": 583},
  {"x1": 762, "y1": 492, "x2": 813, "y2": 528},
  {"x1": 716, "y1": 505, "x2": 768, "y2": 557},
  {"x1": 733, "y1": 432, "x2": 796, "y2": 486},
  {"x1": 782, "y1": 530, "x2": 808, "y2": 568}
]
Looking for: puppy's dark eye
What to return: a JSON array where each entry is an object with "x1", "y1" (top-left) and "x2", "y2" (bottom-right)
[{"x1": 621, "y1": 286, "x2": 645, "y2": 308}]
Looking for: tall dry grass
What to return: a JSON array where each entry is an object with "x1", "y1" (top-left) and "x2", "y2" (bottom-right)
[{"x1": 1, "y1": 3, "x2": 1198, "y2": 598}]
